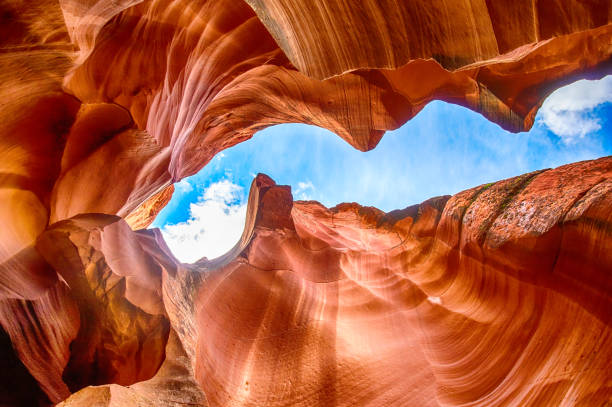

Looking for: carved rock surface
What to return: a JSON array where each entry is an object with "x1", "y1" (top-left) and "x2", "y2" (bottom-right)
[
  {"x1": 1, "y1": 0, "x2": 610, "y2": 238},
  {"x1": 0, "y1": 215, "x2": 171, "y2": 404},
  {"x1": 44, "y1": 159, "x2": 612, "y2": 406},
  {"x1": 0, "y1": 0, "x2": 611, "y2": 406}
]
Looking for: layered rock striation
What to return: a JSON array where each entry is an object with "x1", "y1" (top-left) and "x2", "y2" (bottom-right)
[
  {"x1": 0, "y1": 0, "x2": 611, "y2": 405},
  {"x1": 45, "y1": 159, "x2": 612, "y2": 406}
]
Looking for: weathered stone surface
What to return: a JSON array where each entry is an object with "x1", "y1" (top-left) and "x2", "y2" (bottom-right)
[
  {"x1": 246, "y1": 0, "x2": 612, "y2": 79},
  {"x1": 0, "y1": 0, "x2": 611, "y2": 405},
  {"x1": 57, "y1": 330, "x2": 208, "y2": 407},
  {"x1": 45, "y1": 159, "x2": 612, "y2": 406},
  {"x1": 0, "y1": 215, "x2": 171, "y2": 403},
  {"x1": 1, "y1": 0, "x2": 610, "y2": 239}
]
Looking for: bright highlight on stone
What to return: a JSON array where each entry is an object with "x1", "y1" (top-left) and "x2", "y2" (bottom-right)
[{"x1": 0, "y1": 0, "x2": 611, "y2": 406}]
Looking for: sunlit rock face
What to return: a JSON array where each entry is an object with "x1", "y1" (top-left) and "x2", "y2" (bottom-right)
[
  {"x1": 0, "y1": 0, "x2": 611, "y2": 406},
  {"x1": 57, "y1": 162, "x2": 612, "y2": 407}
]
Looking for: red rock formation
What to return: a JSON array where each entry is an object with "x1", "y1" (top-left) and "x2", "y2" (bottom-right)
[
  {"x1": 0, "y1": 0, "x2": 611, "y2": 405},
  {"x1": 0, "y1": 215, "x2": 170, "y2": 404},
  {"x1": 125, "y1": 185, "x2": 175, "y2": 230},
  {"x1": 58, "y1": 160, "x2": 612, "y2": 406},
  {"x1": 2, "y1": 0, "x2": 610, "y2": 233}
]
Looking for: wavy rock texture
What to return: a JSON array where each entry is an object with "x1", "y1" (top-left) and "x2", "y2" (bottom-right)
[
  {"x1": 246, "y1": 0, "x2": 612, "y2": 78},
  {"x1": 1, "y1": 215, "x2": 170, "y2": 404},
  {"x1": 58, "y1": 160, "x2": 612, "y2": 407},
  {"x1": 0, "y1": 0, "x2": 611, "y2": 406}
]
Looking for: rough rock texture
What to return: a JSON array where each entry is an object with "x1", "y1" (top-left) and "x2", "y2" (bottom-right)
[
  {"x1": 53, "y1": 160, "x2": 612, "y2": 407},
  {"x1": 1, "y1": 0, "x2": 611, "y2": 406},
  {"x1": 246, "y1": 0, "x2": 612, "y2": 78}
]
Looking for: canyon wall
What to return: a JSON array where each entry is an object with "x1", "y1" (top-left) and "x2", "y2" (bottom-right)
[
  {"x1": 0, "y1": 0, "x2": 611, "y2": 405},
  {"x1": 47, "y1": 161, "x2": 612, "y2": 406}
]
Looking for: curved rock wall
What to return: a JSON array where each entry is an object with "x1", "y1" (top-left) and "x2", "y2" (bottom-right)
[
  {"x1": 0, "y1": 0, "x2": 611, "y2": 405},
  {"x1": 58, "y1": 160, "x2": 612, "y2": 406}
]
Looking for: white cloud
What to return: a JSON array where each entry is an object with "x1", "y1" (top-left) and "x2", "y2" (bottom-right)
[
  {"x1": 160, "y1": 179, "x2": 247, "y2": 263},
  {"x1": 174, "y1": 179, "x2": 193, "y2": 193},
  {"x1": 538, "y1": 76, "x2": 612, "y2": 143},
  {"x1": 294, "y1": 180, "x2": 315, "y2": 200}
]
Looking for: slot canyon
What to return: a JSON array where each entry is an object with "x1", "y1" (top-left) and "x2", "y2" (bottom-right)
[{"x1": 0, "y1": 0, "x2": 611, "y2": 406}]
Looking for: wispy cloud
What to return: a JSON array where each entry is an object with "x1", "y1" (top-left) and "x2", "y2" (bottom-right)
[
  {"x1": 294, "y1": 180, "x2": 315, "y2": 200},
  {"x1": 538, "y1": 76, "x2": 612, "y2": 143},
  {"x1": 174, "y1": 179, "x2": 193, "y2": 193},
  {"x1": 159, "y1": 179, "x2": 246, "y2": 263}
]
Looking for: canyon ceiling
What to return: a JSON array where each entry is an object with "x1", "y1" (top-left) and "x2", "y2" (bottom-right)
[{"x1": 0, "y1": 0, "x2": 611, "y2": 406}]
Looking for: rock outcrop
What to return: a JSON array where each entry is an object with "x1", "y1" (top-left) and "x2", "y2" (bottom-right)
[
  {"x1": 1, "y1": 0, "x2": 611, "y2": 406},
  {"x1": 47, "y1": 160, "x2": 612, "y2": 406}
]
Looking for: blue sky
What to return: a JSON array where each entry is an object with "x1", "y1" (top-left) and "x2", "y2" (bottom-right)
[{"x1": 152, "y1": 76, "x2": 612, "y2": 262}]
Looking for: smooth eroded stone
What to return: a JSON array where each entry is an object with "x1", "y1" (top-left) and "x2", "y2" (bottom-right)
[{"x1": 0, "y1": 0, "x2": 611, "y2": 405}]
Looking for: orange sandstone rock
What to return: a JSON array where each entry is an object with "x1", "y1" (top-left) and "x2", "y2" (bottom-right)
[
  {"x1": 0, "y1": 0, "x2": 611, "y2": 406},
  {"x1": 54, "y1": 159, "x2": 612, "y2": 406}
]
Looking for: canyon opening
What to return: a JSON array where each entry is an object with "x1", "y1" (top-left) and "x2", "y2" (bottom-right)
[{"x1": 1, "y1": 1, "x2": 611, "y2": 406}]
